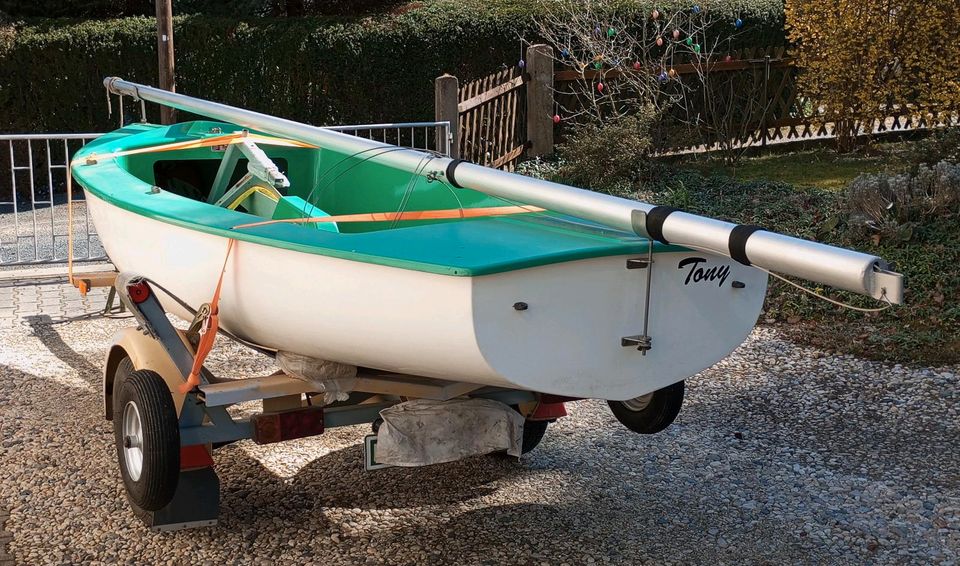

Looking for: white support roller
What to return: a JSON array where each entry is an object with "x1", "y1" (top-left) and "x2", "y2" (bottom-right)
[{"x1": 102, "y1": 77, "x2": 904, "y2": 304}]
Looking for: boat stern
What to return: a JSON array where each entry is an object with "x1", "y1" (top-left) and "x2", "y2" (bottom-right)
[{"x1": 470, "y1": 251, "x2": 768, "y2": 400}]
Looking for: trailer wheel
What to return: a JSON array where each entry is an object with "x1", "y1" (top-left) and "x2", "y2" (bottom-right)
[
  {"x1": 114, "y1": 369, "x2": 180, "y2": 511},
  {"x1": 608, "y1": 381, "x2": 684, "y2": 434}
]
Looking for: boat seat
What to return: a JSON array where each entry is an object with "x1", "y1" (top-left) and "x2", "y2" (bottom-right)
[
  {"x1": 219, "y1": 184, "x2": 283, "y2": 211},
  {"x1": 272, "y1": 196, "x2": 339, "y2": 233}
]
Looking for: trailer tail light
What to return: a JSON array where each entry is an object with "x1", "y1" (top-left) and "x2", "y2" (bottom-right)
[
  {"x1": 532, "y1": 401, "x2": 567, "y2": 420},
  {"x1": 127, "y1": 281, "x2": 151, "y2": 304},
  {"x1": 251, "y1": 406, "x2": 324, "y2": 445}
]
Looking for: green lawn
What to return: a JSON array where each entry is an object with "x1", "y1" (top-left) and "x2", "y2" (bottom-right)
[{"x1": 683, "y1": 147, "x2": 909, "y2": 191}]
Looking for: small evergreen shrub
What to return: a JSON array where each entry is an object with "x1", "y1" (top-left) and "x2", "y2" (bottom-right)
[{"x1": 556, "y1": 110, "x2": 657, "y2": 190}]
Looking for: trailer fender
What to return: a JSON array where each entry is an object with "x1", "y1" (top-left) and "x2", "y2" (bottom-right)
[{"x1": 104, "y1": 327, "x2": 187, "y2": 421}]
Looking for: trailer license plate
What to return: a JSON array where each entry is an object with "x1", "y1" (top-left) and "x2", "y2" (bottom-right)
[{"x1": 364, "y1": 435, "x2": 391, "y2": 471}]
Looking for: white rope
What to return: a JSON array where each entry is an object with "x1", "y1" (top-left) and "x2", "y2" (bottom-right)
[
  {"x1": 755, "y1": 266, "x2": 894, "y2": 313},
  {"x1": 680, "y1": 243, "x2": 894, "y2": 313}
]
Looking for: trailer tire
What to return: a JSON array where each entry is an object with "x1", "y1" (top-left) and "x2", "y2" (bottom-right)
[
  {"x1": 114, "y1": 369, "x2": 180, "y2": 511},
  {"x1": 608, "y1": 381, "x2": 684, "y2": 434},
  {"x1": 110, "y1": 356, "x2": 135, "y2": 420}
]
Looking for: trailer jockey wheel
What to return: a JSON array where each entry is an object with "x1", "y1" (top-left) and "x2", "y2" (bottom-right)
[
  {"x1": 114, "y1": 369, "x2": 180, "y2": 511},
  {"x1": 608, "y1": 381, "x2": 685, "y2": 434}
]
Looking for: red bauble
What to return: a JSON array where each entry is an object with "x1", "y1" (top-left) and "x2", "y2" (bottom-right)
[
  {"x1": 724, "y1": 54, "x2": 733, "y2": 62},
  {"x1": 553, "y1": 114, "x2": 561, "y2": 124},
  {"x1": 672, "y1": 29, "x2": 681, "y2": 39},
  {"x1": 633, "y1": 61, "x2": 642, "y2": 70},
  {"x1": 597, "y1": 82, "x2": 605, "y2": 92},
  {"x1": 656, "y1": 37, "x2": 664, "y2": 46}
]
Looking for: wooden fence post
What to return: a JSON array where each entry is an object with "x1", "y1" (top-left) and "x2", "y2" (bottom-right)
[
  {"x1": 435, "y1": 74, "x2": 460, "y2": 158},
  {"x1": 155, "y1": 0, "x2": 176, "y2": 125},
  {"x1": 526, "y1": 44, "x2": 555, "y2": 157}
]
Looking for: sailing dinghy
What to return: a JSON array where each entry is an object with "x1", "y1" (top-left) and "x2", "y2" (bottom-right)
[{"x1": 74, "y1": 78, "x2": 903, "y2": 404}]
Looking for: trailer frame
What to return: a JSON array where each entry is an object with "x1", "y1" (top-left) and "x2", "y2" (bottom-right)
[{"x1": 104, "y1": 272, "x2": 548, "y2": 531}]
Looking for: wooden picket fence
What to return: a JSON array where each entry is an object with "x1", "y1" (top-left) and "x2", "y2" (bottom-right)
[
  {"x1": 456, "y1": 67, "x2": 528, "y2": 171},
  {"x1": 435, "y1": 45, "x2": 554, "y2": 171}
]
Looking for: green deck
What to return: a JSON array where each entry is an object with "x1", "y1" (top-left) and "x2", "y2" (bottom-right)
[{"x1": 72, "y1": 121, "x2": 675, "y2": 276}]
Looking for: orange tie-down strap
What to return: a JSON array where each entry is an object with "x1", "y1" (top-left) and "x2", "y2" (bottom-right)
[
  {"x1": 76, "y1": 131, "x2": 316, "y2": 165},
  {"x1": 233, "y1": 204, "x2": 546, "y2": 230},
  {"x1": 180, "y1": 238, "x2": 236, "y2": 394}
]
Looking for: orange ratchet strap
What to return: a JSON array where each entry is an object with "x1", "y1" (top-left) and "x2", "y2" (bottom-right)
[
  {"x1": 233, "y1": 204, "x2": 545, "y2": 230},
  {"x1": 180, "y1": 238, "x2": 236, "y2": 394},
  {"x1": 80, "y1": 132, "x2": 316, "y2": 164}
]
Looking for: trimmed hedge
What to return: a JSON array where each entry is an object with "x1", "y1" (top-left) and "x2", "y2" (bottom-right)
[
  {"x1": 0, "y1": 1, "x2": 785, "y2": 132},
  {"x1": 0, "y1": 0, "x2": 408, "y2": 18}
]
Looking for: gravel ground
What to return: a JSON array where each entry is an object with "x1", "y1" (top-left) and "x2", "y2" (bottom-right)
[{"x1": 0, "y1": 312, "x2": 957, "y2": 564}]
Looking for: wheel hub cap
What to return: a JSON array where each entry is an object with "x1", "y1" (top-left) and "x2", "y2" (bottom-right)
[
  {"x1": 122, "y1": 401, "x2": 144, "y2": 482},
  {"x1": 622, "y1": 393, "x2": 654, "y2": 412}
]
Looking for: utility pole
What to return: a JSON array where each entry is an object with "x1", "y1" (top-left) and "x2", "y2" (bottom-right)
[{"x1": 155, "y1": 0, "x2": 176, "y2": 124}]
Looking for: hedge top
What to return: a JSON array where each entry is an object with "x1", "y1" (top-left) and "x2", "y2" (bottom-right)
[{"x1": 0, "y1": 0, "x2": 785, "y2": 132}]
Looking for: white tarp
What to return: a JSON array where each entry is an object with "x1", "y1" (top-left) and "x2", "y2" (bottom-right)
[
  {"x1": 376, "y1": 398, "x2": 523, "y2": 466},
  {"x1": 277, "y1": 351, "x2": 357, "y2": 405}
]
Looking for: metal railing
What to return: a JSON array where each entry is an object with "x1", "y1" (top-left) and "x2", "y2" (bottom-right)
[
  {"x1": 327, "y1": 121, "x2": 452, "y2": 157},
  {"x1": 0, "y1": 121, "x2": 452, "y2": 267},
  {"x1": 0, "y1": 133, "x2": 104, "y2": 267}
]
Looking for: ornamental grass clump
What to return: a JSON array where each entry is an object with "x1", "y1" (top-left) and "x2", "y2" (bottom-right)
[{"x1": 847, "y1": 160, "x2": 960, "y2": 242}]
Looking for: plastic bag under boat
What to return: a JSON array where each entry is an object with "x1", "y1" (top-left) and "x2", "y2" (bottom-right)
[
  {"x1": 375, "y1": 398, "x2": 524, "y2": 466},
  {"x1": 276, "y1": 351, "x2": 357, "y2": 405}
]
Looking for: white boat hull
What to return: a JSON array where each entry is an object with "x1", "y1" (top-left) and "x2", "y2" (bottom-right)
[{"x1": 87, "y1": 192, "x2": 768, "y2": 400}]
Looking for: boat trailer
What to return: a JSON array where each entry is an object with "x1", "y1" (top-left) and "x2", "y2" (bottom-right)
[{"x1": 106, "y1": 273, "x2": 645, "y2": 531}]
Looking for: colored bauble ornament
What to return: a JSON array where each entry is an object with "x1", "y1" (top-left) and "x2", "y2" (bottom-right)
[
  {"x1": 658, "y1": 70, "x2": 668, "y2": 82},
  {"x1": 673, "y1": 29, "x2": 681, "y2": 39},
  {"x1": 594, "y1": 61, "x2": 602, "y2": 69},
  {"x1": 668, "y1": 68, "x2": 677, "y2": 78},
  {"x1": 652, "y1": 9, "x2": 660, "y2": 19},
  {"x1": 597, "y1": 82, "x2": 605, "y2": 92},
  {"x1": 685, "y1": 37, "x2": 693, "y2": 46},
  {"x1": 553, "y1": 114, "x2": 561, "y2": 124},
  {"x1": 633, "y1": 61, "x2": 643, "y2": 70},
  {"x1": 607, "y1": 27, "x2": 616, "y2": 37},
  {"x1": 561, "y1": 48, "x2": 570, "y2": 58},
  {"x1": 694, "y1": 43, "x2": 701, "y2": 53},
  {"x1": 735, "y1": 18, "x2": 743, "y2": 28},
  {"x1": 656, "y1": 36, "x2": 664, "y2": 46},
  {"x1": 594, "y1": 25, "x2": 602, "y2": 36},
  {"x1": 724, "y1": 54, "x2": 732, "y2": 62},
  {"x1": 518, "y1": 58, "x2": 526, "y2": 68},
  {"x1": 692, "y1": 4, "x2": 701, "y2": 13}
]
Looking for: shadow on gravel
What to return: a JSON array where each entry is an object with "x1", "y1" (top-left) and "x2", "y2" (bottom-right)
[
  {"x1": 212, "y1": 442, "x2": 523, "y2": 514},
  {"x1": 21, "y1": 314, "x2": 100, "y2": 386}
]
